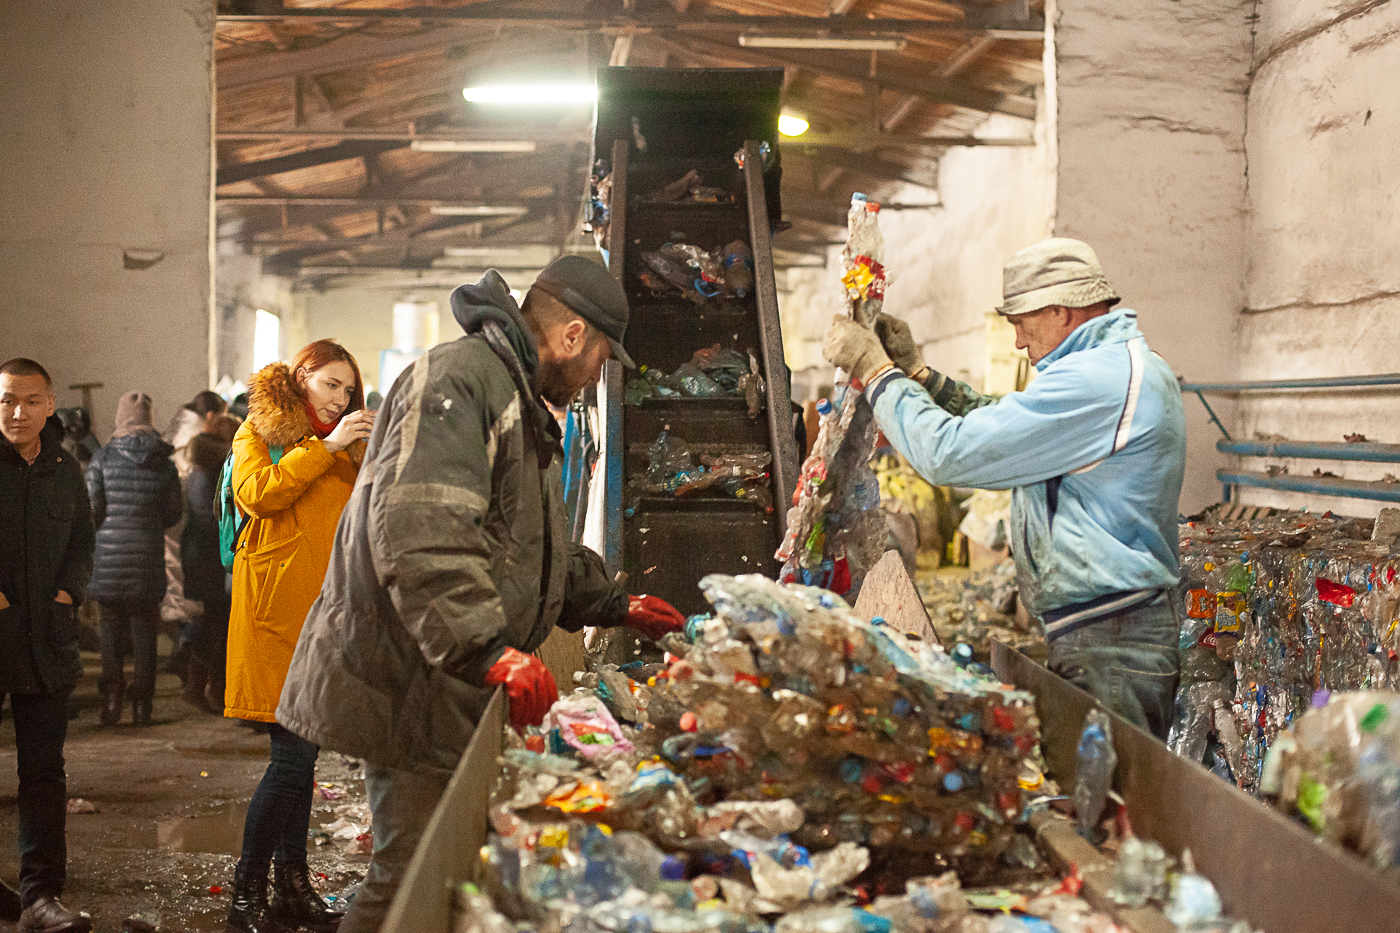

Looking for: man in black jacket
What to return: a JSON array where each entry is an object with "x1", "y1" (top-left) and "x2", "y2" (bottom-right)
[{"x1": 0, "y1": 358, "x2": 95, "y2": 933}]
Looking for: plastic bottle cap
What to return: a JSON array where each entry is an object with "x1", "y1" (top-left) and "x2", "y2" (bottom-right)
[
  {"x1": 943, "y1": 771, "x2": 965, "y2": 792},
  {"x1": 816, "y1": 398, "x2": 833, "y2": 415}
]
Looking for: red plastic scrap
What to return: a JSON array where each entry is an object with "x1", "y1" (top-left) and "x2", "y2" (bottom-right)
[
  {"x1": 1057, "y1": 864, "x2": 1084, "y2": 895},
  {"x1": 1315, "y1": 577, "x2": 1356, "y2": 607}
]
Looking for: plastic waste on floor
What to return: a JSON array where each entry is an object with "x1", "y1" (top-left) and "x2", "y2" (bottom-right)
[
  {"x1": 1168, "y1": 508, "x2": 1400, "y2": 794},
  {"x1": 1163, "y1": 850, "x2": 1222, "y2": 929},
  {"x1": 777, "y1": 195, "x2": 889, "y2": 602}
]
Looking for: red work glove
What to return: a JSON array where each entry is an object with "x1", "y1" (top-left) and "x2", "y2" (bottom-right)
[
  {"x1": 483, "y1": 648, "x2": 558, "y2": 733},
  {"x1": 626, "y1": 595, "x2": 686, "y2": 642}
]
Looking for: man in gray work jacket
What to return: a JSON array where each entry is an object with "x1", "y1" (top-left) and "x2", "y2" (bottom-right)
[{"x1": 278, "y1": 256, "x2": 686, "y2": 932}]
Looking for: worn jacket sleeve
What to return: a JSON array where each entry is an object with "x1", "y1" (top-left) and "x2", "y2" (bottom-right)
[
  {"x1": 920, "y1": 369, "x2": 999, "y2": 416},
  {"x1": 555, "y1": 543, "x2": 627, "y2": 633},
  {"x1": 232, "y1": 430, "x2": 335, "y2": 518},
  {"x1": 85, "y1": 456, "x2": 106, "y2": 528},
  {"x1": 369, "y1": 357, "x2": 511, "y2": 687},
  {"x1": 58, "y1": 458, "x2": 95, "y2": 602},
  {"x1": 160, "y1": 461, "x2": 183, "y2": 529},
  {"x1": 868, "y1": 355, "x2": 1123, "y2": 489}
]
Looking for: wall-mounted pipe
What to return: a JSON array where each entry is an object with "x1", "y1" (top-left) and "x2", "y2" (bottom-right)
[
  {"x1": 1216, "y1": 470, "x2": 1400, "y2": 504},
  {"x1": 1182, "y1": 374, "x2": 1400, "y2": 392},
  {"x1": 1219, "y1": 439, "x2": 1400, "y2": 463}
]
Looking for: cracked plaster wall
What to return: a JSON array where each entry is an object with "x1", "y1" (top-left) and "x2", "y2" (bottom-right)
[
  {"x1": 0, "y1": 0, "x2": 215, "y2": 441},
  {"x1": 1236, "y1": 0, "x2": 1400, "y2": 516},
  {"x1": 1053, "y1": 0, "x2": 1256, "y2": 515}
]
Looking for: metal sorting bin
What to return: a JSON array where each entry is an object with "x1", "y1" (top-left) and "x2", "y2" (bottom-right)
[{"x1": 382, "y1": 654, "x2": 1400, "y2": 933}]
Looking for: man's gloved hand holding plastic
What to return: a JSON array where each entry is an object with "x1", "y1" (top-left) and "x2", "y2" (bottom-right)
[
  {"x1": 484, "y1": 647, "x2": 558, "y2": 733},
  {"x1": 873, "y1": 312, "x2": 928, "y2": 381},
  {"x1": 822, "y1": 316, "x2": 891, "y2": 385},
  {"x1": 626, "y1": 595, "x2": 686, "y2": 641}
]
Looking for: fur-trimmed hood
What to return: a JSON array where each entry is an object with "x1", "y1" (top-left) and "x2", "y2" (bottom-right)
[{"x1": 246, "y1": 362, "x2": 366, "y2": 464}]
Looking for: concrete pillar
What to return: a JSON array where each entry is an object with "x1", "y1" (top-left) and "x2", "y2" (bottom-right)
[
  {"x1": 0, "y1": 0, "x2": 215, "y2": 441},
  {"x1": 1053, "y1": 0, "x2": 1256, "y2": 514}
]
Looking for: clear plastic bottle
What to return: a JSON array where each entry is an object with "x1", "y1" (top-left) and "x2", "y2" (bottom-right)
[
  {"x1": 845, "y1": 194, "x2": 884, "y2": 264},
  {"x1": 1074, "y1": 708, "x2": 1116, "y2": 840},
  {"x1": 722, "y1": 240, "x2": 754, "y2": 298}
]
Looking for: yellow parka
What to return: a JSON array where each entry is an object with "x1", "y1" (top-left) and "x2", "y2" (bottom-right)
[{"x1": 225, "y1": 363, "x2": 364, "y2": 722}]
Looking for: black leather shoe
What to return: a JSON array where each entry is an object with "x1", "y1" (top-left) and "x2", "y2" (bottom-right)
[
  {"x1": 269, "y1": 862, "x2": 343, "y2": 932},
  {"x1": 100, "y1": 690, "x2": 123, "y2": 726},
  {"x1": 17, "y1": 896, "x2": 92, "y2": 933},
  {"x1": 226, "y1": 867, "x2": 283, "y2": 933},
  {"x1": 132, "y1": 698, "x2": 152, "y2": 727},
  {"x1": 0, "y1": 878, "x2": 20, "y2": 922}
]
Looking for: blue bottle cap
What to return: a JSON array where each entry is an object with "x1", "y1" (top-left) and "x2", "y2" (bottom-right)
[
  {"x1": 839, "y1": 758, "x2": 863, "y2": 783},
  {"x1": 660, "y1": 855, "x2": 686, "y2": 881},
  {"x1": 943, "y1": 771, "x2": 965, "y2": 793}
]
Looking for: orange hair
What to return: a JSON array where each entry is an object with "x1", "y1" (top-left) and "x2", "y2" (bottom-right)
[{"x1": 290, "y1": 339, "x2": 365, "y2": 415}]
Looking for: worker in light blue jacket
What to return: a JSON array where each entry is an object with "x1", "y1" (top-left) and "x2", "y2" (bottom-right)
[{"x1": 824, "y1": 238, "x2": 1186, "y2": 740}]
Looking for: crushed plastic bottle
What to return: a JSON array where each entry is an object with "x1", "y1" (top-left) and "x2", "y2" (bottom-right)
[
  {"x1": 1163, "y1": 850, "x2": 1222, "y2": 928},
  {"x1": 1107, "y1": 836, "x2": 1170, "y2": 908},
  {"x1": 1073, "y1": 708, "x2": 1116, "y2": 841}
]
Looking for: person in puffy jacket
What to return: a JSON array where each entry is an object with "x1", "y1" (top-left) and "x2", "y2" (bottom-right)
[
  {"x1": 85, "y1": 392, "x2": 182, "y2": 727},
  {"x1": 223, "y1": 340, "x2": 373, "y2": 933},
  {"x1": 179, "y1": 414, "x2": 239, "y2": 713},
  {"x1": 824, "y1": 238, "x2": 1186, "y2": 740}
]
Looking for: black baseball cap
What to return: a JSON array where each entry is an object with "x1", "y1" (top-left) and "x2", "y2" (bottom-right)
[{"x1": 530, "y1": 255, "x2": 635, "y2": 369}]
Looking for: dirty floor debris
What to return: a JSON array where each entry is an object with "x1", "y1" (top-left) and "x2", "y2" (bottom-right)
[{"x1": 0, "y1": 651, "x2": 368, "y2": 932}]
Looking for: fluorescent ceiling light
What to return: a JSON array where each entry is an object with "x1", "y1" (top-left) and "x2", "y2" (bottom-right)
[
  {"x1": 429, "y1": 205, "x2": 530, "y2": 217},
  {"x1": 778, "y1": 114, "x2": 810, "y2": 137},
  {"x1": 463, "y1": 83, "x2": 598, "y2": 105},
  {"x1": 739, "y1": 34, "x2": 906, "y2": 51},
  {"x1": 410, "y1": 140, "x2": 537, "y2": 153}
]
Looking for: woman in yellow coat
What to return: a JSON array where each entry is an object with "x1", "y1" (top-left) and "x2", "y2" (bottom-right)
[{"x1": 225, "y1": 339, "x2": 373, "y2": 933}]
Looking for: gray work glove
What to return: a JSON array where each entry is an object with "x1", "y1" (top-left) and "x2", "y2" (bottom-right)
[
  {"x1": 873, "y1": 312, "x2": 925, "y2": 377},
  {"x1": 823, "y1": 316, "x2": 891, "y2": 384}
]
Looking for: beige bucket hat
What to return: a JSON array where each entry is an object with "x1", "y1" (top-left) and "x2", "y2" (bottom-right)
[{"x1": 996, "y1": 237, "x2": 1121, "y2": 316}]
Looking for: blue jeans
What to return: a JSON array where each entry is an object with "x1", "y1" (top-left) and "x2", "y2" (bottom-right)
[
  {"x1": 1047, "y1": 595, "x2": 1181, "y2": 741},
  {"x1": 2, "y1": 691, "x2": 69, "y2": 906},
  {"x1": 238, "y1": 724, "x2": 319, "y2": 874}
]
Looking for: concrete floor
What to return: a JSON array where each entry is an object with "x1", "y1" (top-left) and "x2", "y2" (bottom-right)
[{"x1": 0, "y1": 650, "x2": 369, "y2": 933}]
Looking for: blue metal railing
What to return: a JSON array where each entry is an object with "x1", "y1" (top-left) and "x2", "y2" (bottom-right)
[{"x1": 1181, "y1": 374, "x2": 1400, "y2": 504}]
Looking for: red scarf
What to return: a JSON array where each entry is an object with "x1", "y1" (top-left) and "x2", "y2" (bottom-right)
[{"x1": 303, "y1": 398, "x2": 341, "y2": 439}]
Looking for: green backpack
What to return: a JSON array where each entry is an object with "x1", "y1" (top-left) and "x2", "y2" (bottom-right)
[{"x1": 217, "y1": 445, "x2": 284, "y2": 570}]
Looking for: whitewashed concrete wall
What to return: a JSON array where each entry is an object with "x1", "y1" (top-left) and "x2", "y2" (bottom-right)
[
  {"x1": 0, "y1": 0, "x2": 215, "y2": 442},
  {"x1": 1235, "y1": 0, "x2": 1400, "y2": 517},
  {"x1": 215, "y1": 249, "x2": 296, "y2": 390},
  {"x1": 784, "y1": 109, "x2": 1054, "y2": 402},
  {"x1": 298, "y1": 283, "x2": 464, "y2": 394},
  {"x1": 1054, "y1": 0, "x2": 1255, "y2": 514}
]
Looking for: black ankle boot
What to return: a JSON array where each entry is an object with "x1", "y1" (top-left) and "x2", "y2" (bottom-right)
[
  {"x1": 226, "y1": 866, "x2": 282, "y2": 933},
  {"x1": 269, "y1": 862, "x2": 343, "y2": 932}
]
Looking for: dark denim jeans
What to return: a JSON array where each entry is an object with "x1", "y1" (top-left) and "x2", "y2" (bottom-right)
[
  {"x1": 238, "y1": 724, "x2": 319, "y2": 875},
  {"x1": 1047, "y1": 595, "x2": 1181, "y2": 741},
  {"x1": 98, "y1": 599, "x2": 160, "y2": 702},
  {"x1": 2, "y1": 691, "x2": 69, "y2": 906},
  {"x1": 191, "y1": 588, "x2": 230, "y2": 701}
]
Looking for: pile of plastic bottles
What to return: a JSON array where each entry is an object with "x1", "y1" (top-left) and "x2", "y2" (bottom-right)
[
  {"x1": 1168, "y1": 509, "x2": 1400, "y2": 793},
  {"x1": 919, "y1": 563, "x2": 1041, "y2": 658},
  {"x1": 640, "y1": 241, "x2": 754, "y2": 304},
  {"x1": 625, "y1": 345, "x2": 766, "y2": 418},
  {"x1": 1258, "y1": 690, "x2": 1400, "y2": 870},
  {"x1": 629, "y1": 432, "x2": 774, "y2": 514}
]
